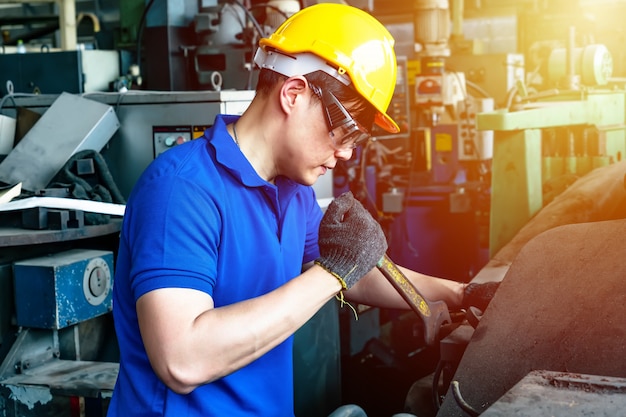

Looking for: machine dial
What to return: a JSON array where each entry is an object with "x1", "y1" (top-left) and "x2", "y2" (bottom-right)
[{"x1": 82, "y1": 257, "x2": 112, "y2": 306}]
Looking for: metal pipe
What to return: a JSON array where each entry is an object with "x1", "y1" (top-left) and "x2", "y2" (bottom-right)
[
  {"x1": 76, "y1": 12, "x2": 101, "y2": 33},
  {"x1": 451, "y1": 0, "x2": 464, "y2": 38},
  {"x1": 567, "y1": 26, "x2": 576, "y2": 78},
  {"x1": 57, "y1": 0, "x2": 77, "y2": 50}
]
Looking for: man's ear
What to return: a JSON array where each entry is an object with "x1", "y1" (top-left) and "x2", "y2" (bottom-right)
[{"x1": 279, "y1": 76, "x2": 309, "y2": 115}]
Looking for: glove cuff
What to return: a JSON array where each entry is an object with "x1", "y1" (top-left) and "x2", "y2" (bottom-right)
[{"x1": 314, "y1": 259, "x2": 349, "y2": 290}]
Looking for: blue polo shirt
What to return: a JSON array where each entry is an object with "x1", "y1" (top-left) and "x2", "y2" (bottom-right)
[{"x1": 108, "y1": 114, "x2": 324, "y2": 417}]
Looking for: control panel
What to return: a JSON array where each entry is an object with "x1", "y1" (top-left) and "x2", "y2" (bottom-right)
[
  {"x1": 153, "y1": 125, "x2": 212, "y2": 157},
  {"x1": 153, "y1": 126, "x2": 192, "y2": 157},
  {"x1": 458, "y1": 97, "x2": 494, "y2": 161}
]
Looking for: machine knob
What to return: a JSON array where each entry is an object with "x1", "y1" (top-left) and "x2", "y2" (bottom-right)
[{"x1": 164, "y1": 136, "x2": 177, "y2": 147}]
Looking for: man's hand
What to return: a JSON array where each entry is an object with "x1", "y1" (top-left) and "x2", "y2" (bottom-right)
[{"x1": 315, "y1": 192, "x2": 388, "y2": 290}]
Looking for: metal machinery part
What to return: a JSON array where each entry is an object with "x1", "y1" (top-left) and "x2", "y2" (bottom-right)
[
  {"x1": 190, "y1": 0, "x2": 300, "y2": 92},
  {"x1": 0, "y1": 93, "x2": 120, "y2": 192},
  {"x1": 436, "y1": 217, "x2": 626, "y2": 416},
  {"x1": 1, "y1": 91, "x2": 256, "y2": 199},
  {"x1": 480, "y1": 371, "x2": 626, "y2": 417},
  {"x1": 0, "y1": 226, "x2": 121, "y2": 417},
  {"x1": 547, "y1": 44, "x2": 614, "y2": 89},
  {"x1": 192, "y1": 2, "x2": 251, "y2": 91},
  {"x1": 445, "y1": 53, "x2": 525, "y2": 109},
  {"x1": 414, "y1": 0, "x2": 451, "y2": 58},
  {"x1": 13, "y1": 250, "x2": 114, "y2": 329},
  {"x1": 0, "y1": 89, "x2": 123, "y2": 417}
]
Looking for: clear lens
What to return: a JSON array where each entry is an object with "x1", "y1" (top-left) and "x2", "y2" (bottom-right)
[
  {"x1": 330, "y1": 122, "x2": 370, "y2": 150},
  {"x1": 310, "y1": 82, "x2": 371, "y2": 151}
]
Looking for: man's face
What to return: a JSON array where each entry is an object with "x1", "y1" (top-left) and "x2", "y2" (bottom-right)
[{"x1": 276, "y1": 86, "x2": 358, "y2": 187}]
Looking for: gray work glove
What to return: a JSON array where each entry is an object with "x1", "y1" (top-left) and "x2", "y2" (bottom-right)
[{"x1": 315, "y1": 192, "x2": 388, "y2": 290}]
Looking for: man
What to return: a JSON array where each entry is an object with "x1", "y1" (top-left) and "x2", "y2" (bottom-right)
[{"x1": 107, "y1": 4, "x2": 497, "y2": 416}]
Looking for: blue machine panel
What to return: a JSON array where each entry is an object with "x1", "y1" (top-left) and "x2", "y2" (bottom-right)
[
  {"x1": 13, "y1": 249, "x2": 114, "y2": 329},
  {"x1": 387, "y1": 186, "x2": 486, "y2": 282}
]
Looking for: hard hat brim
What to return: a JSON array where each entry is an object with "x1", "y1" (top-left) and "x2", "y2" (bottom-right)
[{"x1": 376, "y1": 113, "x2": 400, "y2": 134}]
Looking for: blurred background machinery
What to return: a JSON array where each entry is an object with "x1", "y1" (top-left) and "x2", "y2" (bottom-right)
[{"x1": 1, "y1": 0, "x2": 626, "y2": 416}]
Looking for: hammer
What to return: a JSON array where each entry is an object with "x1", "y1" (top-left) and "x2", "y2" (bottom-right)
[{"x1": 377, "y1": 254, "x2": 451, "y2": 346}]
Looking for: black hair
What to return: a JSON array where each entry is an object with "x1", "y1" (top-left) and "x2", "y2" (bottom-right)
[
  {"x1": 256, "y1": 68, "x2": 377, "y2": 131},
  {"x1": 256, "y1": 68, "x2": 285, "y2": 97}
]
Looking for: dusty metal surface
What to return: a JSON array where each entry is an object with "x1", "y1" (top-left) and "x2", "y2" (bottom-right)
[
  {"x1": 0, "y1": 359, "x2": 117, "y2": 416},
  {"x1": 0, "y1": 93, "x2": 119, "y2": 192},
  {"x1": 437, "y1": 218, "x2": 626, "y2": 416},
  {"x1": 0, "y1": 359, "x2": 118, "y2": 397},
  {"x1": 481, "y1": 370, "x2": 626, "y2": 416}
]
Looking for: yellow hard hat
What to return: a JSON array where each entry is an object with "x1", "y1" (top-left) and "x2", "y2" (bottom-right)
[{"x1": 256, "y1": 3, "x2": 399, "y2": 133}]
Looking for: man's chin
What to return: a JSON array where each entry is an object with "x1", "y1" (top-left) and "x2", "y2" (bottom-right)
[{"x1": 296, "y1": 174, "x2": 318, "y2": 187}]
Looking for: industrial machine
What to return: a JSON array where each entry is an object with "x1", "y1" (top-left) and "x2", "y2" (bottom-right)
[
  {"x1": 478, "y1": 38, "x2": 622, "y2": 256},
  {"x1": 1, "y1": 0, "x2": 626, "y2": 416},
  {"x1": 413, "y1": 4, "x2": 626, "y2": 417},
  {"x1": 331, "y1": 1, "x2": 626, "y2": 416},
  {"x1": 336, "y1": 0, "x2": 498, "y2": 285},
  {"x1": 0, "y1": 92, "x2": 123, "y2": 416},
  {"x1": 0, "y1": 212, "x2": 123, "y2": 417},
  {"x1": 321, "y1": 2, "x2": 499, "y2": 414},
  {"x1": 139, "y1": 0, "x2": 300, "y2": 92}
]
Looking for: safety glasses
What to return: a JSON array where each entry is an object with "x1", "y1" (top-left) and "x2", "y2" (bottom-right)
[{"x1": 309, "y1": 83, "x2": 371, "y2": 151}]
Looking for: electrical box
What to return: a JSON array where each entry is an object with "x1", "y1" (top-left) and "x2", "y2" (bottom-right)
[{"x1": 13, "y1": 249, "x2": 114, "y2": 329}]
